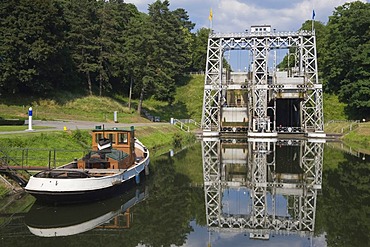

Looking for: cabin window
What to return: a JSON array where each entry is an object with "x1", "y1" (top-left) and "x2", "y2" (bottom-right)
[
  {"x1": 108, "y1": 133, "x2": 116, "y2": 144},
  {"x1": 95, "y1": 133, "x2": 104, "y2": 142},
  {"x1": 118, "y1": 133, "x2": 128, "y2": 144}
]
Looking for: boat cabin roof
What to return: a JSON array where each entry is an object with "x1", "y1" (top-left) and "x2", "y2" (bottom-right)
[{"x1": 91, "y1": 126, "x2": 134, "y2": 134}]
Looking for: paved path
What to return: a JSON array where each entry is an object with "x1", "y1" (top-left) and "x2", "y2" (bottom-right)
[{"x1": 0, "y1": 120, "x2": 169, "y2": 135}]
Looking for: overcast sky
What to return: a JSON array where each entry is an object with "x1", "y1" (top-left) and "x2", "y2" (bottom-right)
[{"x1": 124, "y1": 0, "x2": 367, "y2": 32}]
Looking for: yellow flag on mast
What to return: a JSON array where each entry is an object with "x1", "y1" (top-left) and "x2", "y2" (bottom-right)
[{"x1": 209, "y1": 8, "x2": 213, "y2": 21}]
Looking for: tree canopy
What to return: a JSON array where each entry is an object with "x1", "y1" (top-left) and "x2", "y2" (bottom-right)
[
  {"x1": 321, "y1": 1, "x2": 370, "y2": 119},
  {"x1": 0, "y1": 0, "x2": 206, "y2": 112}
]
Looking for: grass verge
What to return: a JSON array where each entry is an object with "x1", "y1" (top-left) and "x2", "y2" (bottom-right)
[
  {"x1": 0, "y1": 125, "x2": 53, "y2": 131},
  {"x1": 326, "y1": 121, "x2": 370, "y2": 154},
  {"x1": 0, "y1": 95, "x2": 148, "y2": 123},
  {"x1": 342, "y1": 122, "x2": 370, "y2": 154}
]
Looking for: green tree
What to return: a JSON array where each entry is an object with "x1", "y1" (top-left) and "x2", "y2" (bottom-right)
[
  {"x1": 96, "y1": 0, "x2": 115, "y2": 96},
  {"x1": 321, "y1": 1, "x2": 370, "y2": 119},
  {"x1": 147, "y1": 0, "x2": 178, "y2": 103},
  {"x1": 147, "y1": 0, "x2": 194, "y2": 103},
  {"x1": 98, "y1": 1, "x2": 140, "y2": 97},
  {"x1": 172, "y1": 7, "x2": 195, "y2": 75},
  {"x1": 62, "y1": 0, "x2": 101, "y2": 95},
  {"x1": 124, "y1": 12, "x2": 155, "y2": 114},
  {"x1": 0, "y1": 0, "x2": 68, "y2": 95},
  {"x1": 190, "y1": 28, "x2": 210, "y2": 72}
]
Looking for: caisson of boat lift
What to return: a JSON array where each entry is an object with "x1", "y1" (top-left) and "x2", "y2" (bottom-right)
[{"x1": 201, "y1": 25, "x2": 325, "y2": 138}]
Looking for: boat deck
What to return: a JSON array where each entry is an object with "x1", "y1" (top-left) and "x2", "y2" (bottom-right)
[{"x1": 56, "y1": 168, "x2": 127, "y2": 173}]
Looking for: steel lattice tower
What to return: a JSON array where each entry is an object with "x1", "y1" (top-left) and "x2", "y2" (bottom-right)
[{"x1": 201, "y1": 27, "x2": 325, "y2": 138}]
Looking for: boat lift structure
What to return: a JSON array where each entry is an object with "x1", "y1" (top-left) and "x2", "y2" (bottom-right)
[{"x1": 201, "y1": 25, "x2": 325, "y2": 138}]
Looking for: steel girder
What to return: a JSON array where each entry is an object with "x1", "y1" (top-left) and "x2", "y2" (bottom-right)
[
  {"x1": 300, "y1": 35, "x2": 324, "y2": 132},
  {"x1": 251, "y1": 38, "x2": 269, "y2": 132},
  {"x1": 202, "y1": 38, "x2": 223, "y2": 131}
]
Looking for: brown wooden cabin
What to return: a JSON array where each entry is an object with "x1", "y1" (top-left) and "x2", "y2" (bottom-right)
[{"x1": 77, "y1": 126, "x2": 136, "y2": 170}]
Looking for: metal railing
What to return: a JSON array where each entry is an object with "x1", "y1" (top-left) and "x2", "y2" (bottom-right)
[
  {"x1": 325, "y1": 120, "x2": 360, "y2": 134},
  {"x1": 0, "y1": 148, "x2": 87, "y2": 170},
  {"x1": 172, "y1": 119, "x2": 200, "y2": 132}
]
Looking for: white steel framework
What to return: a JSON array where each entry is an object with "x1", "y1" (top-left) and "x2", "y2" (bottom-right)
[{"x1": 201, "y1": 28, "x2": 324, "y2": 135}]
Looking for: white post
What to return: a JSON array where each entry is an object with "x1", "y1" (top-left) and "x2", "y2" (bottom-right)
[
  {"x1": 114, "y1": 111, "x2": 118, "y2": 123},
  {"x1": 27, "y1": 107, "x2": 33, "y2": 131}
]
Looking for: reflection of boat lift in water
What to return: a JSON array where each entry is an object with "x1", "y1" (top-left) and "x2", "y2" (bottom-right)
[
  {"x1": 202, "y1": 138, "x2": 323, "y2": 243},
  {"x1": 25, "y1": 187, "x2": 148, "y2": 237}
]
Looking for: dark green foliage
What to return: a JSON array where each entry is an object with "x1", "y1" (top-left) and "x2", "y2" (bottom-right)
[
  {"x1": 97, "y1": 1, "x2": 139, "y2": 95},
  {"x1": 62, "y1": 0, "x2": 101, "y2": 95},
  {"x1": 190, "y1": 28, "x2": 210, "y2": 72},
  {"x1": 0, "y1": 0, "x2": 197, "y2": 107},
  {"x1": 0, "y1": 0, "x2": 69, "y2": 95},
  {"x1": 321, "y1": 1, "x2": 370, "y2": 119},
  {"x1": 146, "y1": 0, "x2": 194, "y2": 103}
]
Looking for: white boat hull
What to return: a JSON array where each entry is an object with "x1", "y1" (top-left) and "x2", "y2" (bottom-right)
[{"x1": 25, "y1": 140, "x2": 149, "y2": 204}]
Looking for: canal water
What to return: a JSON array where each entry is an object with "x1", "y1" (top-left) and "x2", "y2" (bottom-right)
[{"x1": 0, "y1": 138, "x2": 369, "y2": 247}]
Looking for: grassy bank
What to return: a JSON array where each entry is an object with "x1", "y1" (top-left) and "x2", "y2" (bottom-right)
[
  {"x1": 323, "y1": 94, "x2": 347, "y2": 122},
  {"x1": 0, "y1": 75, "x2": 204, "y2": 124},
  {"x1": 0, "y1": 126, "x2": 53, "y2": 131},
  {"x1": 138, "y1": 74, "x2": 204, "y2": 123},
  {"x1": 325, "y1": 121, "x2": 370, "y2": 153},
  {"x1": 0, "y1": 95, "x2": 146, "y2": 123},
  {"x1": 342, "y1": 122, "x2": 370, "y2": 154}
]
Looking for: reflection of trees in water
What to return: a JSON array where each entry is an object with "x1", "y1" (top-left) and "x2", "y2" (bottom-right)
[
  {"x1": 317, "y1": 152, "x2": 370, "y2": 247},
  {"x1": 0, "y1": 149, "x2": 206, "y2": 247},
  {"x1": 129, "y1": 154, "x2": 205, "y2": 247}
]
